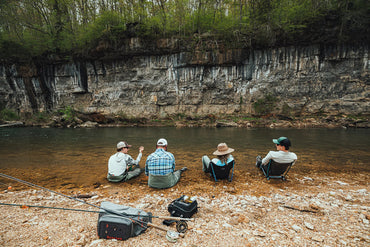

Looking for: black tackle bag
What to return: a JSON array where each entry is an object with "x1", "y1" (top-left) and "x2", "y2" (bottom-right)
[
  {"x1": 97, "y1": 201, "x2": 152, "y2": 241},
  {"x1": 168, "y1": 195, "x2": 198, "y2": 218}
]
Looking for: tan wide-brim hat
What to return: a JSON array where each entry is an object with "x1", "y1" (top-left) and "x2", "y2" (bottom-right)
[{"x1": 213, "y1": 143, "x2": 234, "y2": 156}]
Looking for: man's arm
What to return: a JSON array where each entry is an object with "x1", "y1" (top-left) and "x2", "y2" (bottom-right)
[
  {"x1": 136, "y1": 150, "x2": 143, "y2": 162},
  {"x1": 261, "y1": 151, "x2": 273, "y2": 166},
  {"x1": 134, "y1": 146, "x2": 144, "y2": 164},
  {"x1": 125, "y1": 155, "x2": 136, "y2": 168},
  {"x1": 145, "y1": 155, "x2": 151, "y2": 176},
  {"x1": 170, "y1": 153, "x2": 176, "y2": 171}
]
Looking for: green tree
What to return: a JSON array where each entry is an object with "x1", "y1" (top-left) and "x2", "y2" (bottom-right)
[{"x1": 0, "y1": 0, "x2": 368, "y2": 59}]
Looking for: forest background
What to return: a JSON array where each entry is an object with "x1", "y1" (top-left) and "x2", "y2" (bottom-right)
[{"x1": 0, "y1": 0, "x2": 369, "y2": 61}]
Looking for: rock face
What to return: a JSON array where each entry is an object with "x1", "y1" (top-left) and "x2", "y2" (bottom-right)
[{"x1": 0, "y1": 41, "x2": 369, "y2": 118}]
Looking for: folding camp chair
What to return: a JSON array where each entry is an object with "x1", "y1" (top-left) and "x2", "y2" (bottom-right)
[
  {"x1": 259, "y1": 159, "x2": 293, "y2": 181},
  {"x1": 210, "y1": 160, "x2": 235, "y2": 182}
]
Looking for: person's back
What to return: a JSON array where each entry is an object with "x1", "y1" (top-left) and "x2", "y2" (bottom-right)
[
  {"x1": 211, "y1": 154, "x2": 234, "y2": 167},
  {"x1": 107, "y1": 141, "x2": 144, "y2": 183},
  {"x1": 262, "y1": 150, "x2": 297, "y2": 165},
  {"x1": 256, "y1": 136, "x2": 297, "y2": 168},
  {"x1": 145, "y1": 148, "x2": 175, "y2": 175},
  {"x1": 108, "y1": 152, "x2": 128, "y2": 176},
  {"x1": 202, "y1": 143, "x2": 235, "y2": 181},
  {"x1": 145, "y1": 138, "x2": 186, "y2": 189}
]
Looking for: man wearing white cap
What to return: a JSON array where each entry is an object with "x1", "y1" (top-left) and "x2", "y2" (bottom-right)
[
  {"x1": 145, "y1": 138, "x2": 187, "y2": 189},
  {"x1": 107, "y1": 141, "x2": 144, "y2": 182}
]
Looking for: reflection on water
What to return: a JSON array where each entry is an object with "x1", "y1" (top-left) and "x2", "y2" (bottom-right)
[{"x1": 0, "y1": 127, "x2": 369, "y2": 188}]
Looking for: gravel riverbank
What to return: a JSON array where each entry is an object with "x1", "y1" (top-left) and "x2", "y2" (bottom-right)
[{"x1": 0, "y1": 170, "x2": 369, "y2": 247}]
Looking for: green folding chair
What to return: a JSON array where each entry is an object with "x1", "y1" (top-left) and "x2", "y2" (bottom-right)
[{"x1": 260, "y1": 159, "x2": 293, "y2": 181}]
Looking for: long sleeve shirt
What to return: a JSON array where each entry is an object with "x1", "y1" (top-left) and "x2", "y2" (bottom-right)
[
  {"x1": 145, "y1": 148, "x2": 175, "y2": 176},
  {"x1": 108, "y1": 152, "x2": 142, "y2": 176},
  {"x1": 262, "y1": 151, "x2": 297, "y2": 165}
]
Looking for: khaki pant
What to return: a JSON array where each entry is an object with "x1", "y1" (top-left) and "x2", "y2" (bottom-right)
[
  {"x1": 148, "y1": 171, "x2": 182, "y2": 189},
  {"x1": 107, "y1": 167, "x2": 141, "y2": 182}
]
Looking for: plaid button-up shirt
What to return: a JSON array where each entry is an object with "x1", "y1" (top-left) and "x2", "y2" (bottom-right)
[{"x1": 145, "y1": 148, "x2": 175, "y2": 175}]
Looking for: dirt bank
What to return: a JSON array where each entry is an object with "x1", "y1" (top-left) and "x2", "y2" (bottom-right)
[{"x1": 2, "y1": 112, "x2": 369, "y2": 129}]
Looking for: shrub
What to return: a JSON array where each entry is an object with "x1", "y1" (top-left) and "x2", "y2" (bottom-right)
[
  {"x1": 34, "y1": 112, "x2": 51, "y2": 123},
  {"x1": 253, "y1": 94, "x2": 278, "y2": 116},
  {"x1": 58, "y1": 106, "x2": 75, "y2": 121},
  {"x1": 0, "y1": 109, "x2": 20, "y2": 121}
]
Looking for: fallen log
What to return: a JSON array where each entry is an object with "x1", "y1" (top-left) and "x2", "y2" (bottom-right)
[{"x1": 0, "y1": 121, "x2": 23, "y2": 127}]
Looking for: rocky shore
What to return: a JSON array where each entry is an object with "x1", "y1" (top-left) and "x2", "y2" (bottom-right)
[
  {"x1": 0, "y1": 170, "x2": 369, "y2": 247},
  {"x1": 1, "y1": 112, "x2": 369, "y2": 129}
]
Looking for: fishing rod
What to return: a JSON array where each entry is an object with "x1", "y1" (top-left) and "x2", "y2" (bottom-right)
[
  {"x1": 0, "y1": 202, "x2": 100, "y2": 213},
  {"x1": 0, "y1": 201, "x2": 187, "y2": 237},
  {"x1": 0, "y1": 181, "x2": 12, "y2": 189},
  {"x1": 0, "y1": 173, "x2": 191, "y2": 235},
  {"x1": 0, "y1": 173, "x2": 101, "y2": 210},
  {"x1": 0, "y1": 173, "x2": 192, "y2": 221},
  {"x1": 0, "y1": 201, "x2": 191, "y2": 222}
]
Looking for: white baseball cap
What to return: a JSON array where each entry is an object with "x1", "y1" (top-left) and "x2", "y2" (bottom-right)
[{"x1": 156, "y1": 138, "x2": 168, "y2": 146}]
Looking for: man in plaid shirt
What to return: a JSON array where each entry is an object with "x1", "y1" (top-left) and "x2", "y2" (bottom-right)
[{"x1": 145, "y1": 138, "x2": 187, "y2": 189}]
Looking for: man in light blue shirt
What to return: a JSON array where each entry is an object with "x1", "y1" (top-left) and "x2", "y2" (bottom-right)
[{"x1": 145, "y1": 138, "x2": 187, "y2": 189}]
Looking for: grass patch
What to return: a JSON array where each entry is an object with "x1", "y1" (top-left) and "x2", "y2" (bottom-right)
[
  {"x1": 33, "y1": 112, "x2": 51, "y2": 123},
  {"x1": 57, "y1": 106, "x2": 76, "y2": 121},
  {"x1": 0, "y1": 109, "x2": 20, "y2": 121},
  {"x1": 253, "y1": 94, "x2": 278, "y2": 116}
]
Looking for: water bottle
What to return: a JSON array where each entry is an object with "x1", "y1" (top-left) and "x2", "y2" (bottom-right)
[{"x1": 183, "y1": 195, "x2": 189, "y2": 202}]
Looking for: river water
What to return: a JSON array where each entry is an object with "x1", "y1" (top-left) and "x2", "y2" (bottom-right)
[{"x1": 0, "y1": 127, "x2": 369, "y2": 189}]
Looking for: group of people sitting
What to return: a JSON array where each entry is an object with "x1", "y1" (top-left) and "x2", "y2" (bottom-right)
[
  {"x1": 107, "y1": 136, "x2": 298, "y2": 189},
  {"x1": 107, "y1": 138, "x2": 187, "y2": 189}
]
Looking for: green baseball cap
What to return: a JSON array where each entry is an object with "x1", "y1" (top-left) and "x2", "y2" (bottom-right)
[{"x1": 272, "y1": 137, "x2": 288, "y2": 145}]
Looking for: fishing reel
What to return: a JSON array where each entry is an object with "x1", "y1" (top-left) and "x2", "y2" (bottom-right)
[
  {"x1": 163, "y1": 219, "x2": 188, "y2": 233},
  {"x1": 164, "y1": 221, "x2": 187, "y2": 243},
  {"x1": 176, "y1": 220, "x2": 188, "y2": 233}
]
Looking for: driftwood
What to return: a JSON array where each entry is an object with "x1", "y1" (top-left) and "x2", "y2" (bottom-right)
[
  {"x1": 72, "y1": 194, "x2": 94, "y2": 199},
  {"x1": 282, "y1": 205, "x2": 319, "y2": 213},
  {"x1": 0, "y1": 121, "x2": 23, "y2": 127}
]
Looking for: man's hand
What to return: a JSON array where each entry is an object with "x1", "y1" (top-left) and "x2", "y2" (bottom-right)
[{"x1": 139, "y1": 146, "x2": 144, "y2": 153}]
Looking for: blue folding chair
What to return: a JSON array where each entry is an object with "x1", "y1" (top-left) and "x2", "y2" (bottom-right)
[
  {"x1": 260, "y1": 159, "x2": 293, "y2": 181},
  {"x1": 210, "y1": 160, "x2": 235, "y2": 182}
]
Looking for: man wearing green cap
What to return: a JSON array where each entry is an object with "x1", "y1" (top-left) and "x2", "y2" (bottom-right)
[{"x1": 256, "y1": 137, "x2": 297, "y2": 168}]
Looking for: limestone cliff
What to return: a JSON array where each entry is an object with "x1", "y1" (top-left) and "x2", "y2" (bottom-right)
[{"x1": 0, "y1": 41, "x2": 369, "y2": 119}]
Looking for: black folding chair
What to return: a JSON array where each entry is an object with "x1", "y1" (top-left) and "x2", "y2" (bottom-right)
[
  {"x1": 210, "y1": 160, "x2": 235, "y2": 182},
  {"x1": 260, "y1": 159, "x2": 293, "y2": 181}
]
